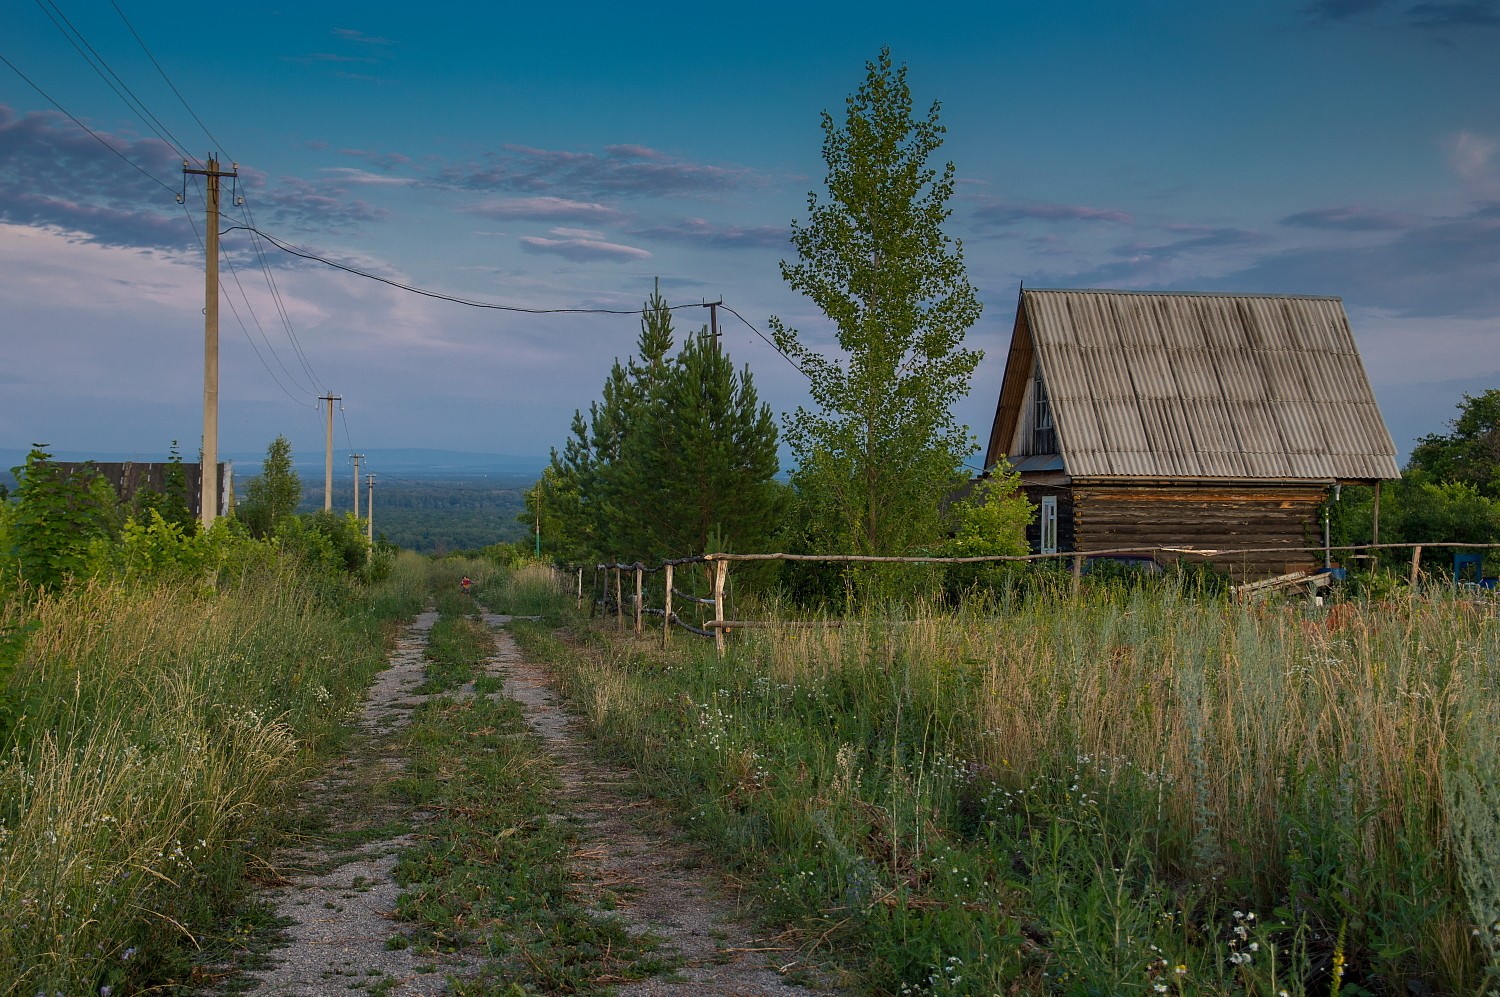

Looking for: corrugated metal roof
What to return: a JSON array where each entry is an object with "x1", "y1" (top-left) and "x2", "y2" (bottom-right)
[{"x1": 1000, "y1": 289, "x2": 1400, "y2": 481}]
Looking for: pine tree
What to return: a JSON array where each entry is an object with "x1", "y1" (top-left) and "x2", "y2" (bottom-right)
[
  {"x1": 610, "y1": 328, "x2": 782, "y2": 560},
  {"x1": 540, "y1": 283, "x2": 781, "y2": 563}
]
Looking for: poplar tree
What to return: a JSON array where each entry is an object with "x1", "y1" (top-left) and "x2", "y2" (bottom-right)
[
  {"x1": 239, "y1": 436, "x2": 302, "y2": 539},
  {"x1": 770, "y1": 49, "x2": 982, "y2": 556}
]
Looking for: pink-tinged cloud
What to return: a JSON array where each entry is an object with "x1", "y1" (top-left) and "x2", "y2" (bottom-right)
[
  {"x1": 466, "y1": 196, "x2": 624, "y2": 223},
  {"x1": 973, "y1": 199, "x2": 1134, "y2": 226},
  {"x1": 605, "y1": 144, "x2": 667, "y2": 160},
  {"x1": 322, "y1": 167, "x2": 418, "y2": 186},
  {"x1": 519, "y1": 235, "x2": 651, "y2": 262}
]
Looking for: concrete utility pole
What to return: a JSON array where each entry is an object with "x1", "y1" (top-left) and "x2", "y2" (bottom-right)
[
  {"x1": 365, "y1": 473, "x2": 376, "y2": 548},
  {"x1": 350, "y1": 453, "x2": 364, "y2": 517},
  {"x1": 185, "y1": 157, "x2": 238, "y2": 528},
  {"x1": 319, "y1": 393, "x2": 341, "y2": 510}
]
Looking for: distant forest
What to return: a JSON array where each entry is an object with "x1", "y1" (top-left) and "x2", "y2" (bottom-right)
[{"x1": 292, "y1": 474, "x2": 534, "y2": 554}]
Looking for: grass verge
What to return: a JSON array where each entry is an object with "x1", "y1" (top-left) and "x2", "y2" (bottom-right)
[
  {"x1": 512, "y1": 583, "x2": 1500, "y2": 996},
  {"x1": 0, "y1": 551, "x2": 428, "y2": 995}
]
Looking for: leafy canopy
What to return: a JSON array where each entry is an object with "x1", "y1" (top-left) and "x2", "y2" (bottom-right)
[
  {"x1": 238, "y1": 435, "x2": 303, "y2": 539},
  {"x1": 1407, "y1": 388, "x2": 1500, "y2": 499},
  {"x1": 769, "y1": 49, "x2": 982, "y2": 557}
]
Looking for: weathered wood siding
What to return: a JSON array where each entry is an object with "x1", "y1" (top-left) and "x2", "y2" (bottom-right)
[
  {"x1": 54, "y1": 461, "x2": 231, "y2": 518},
  {"x1": 1071, "y1": 481, "x2": 1328, "y2": 577}
]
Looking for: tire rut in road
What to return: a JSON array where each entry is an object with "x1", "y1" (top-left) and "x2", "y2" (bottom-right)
[{"x1": 484, "y1": 614, "x2": 835, "y2": 997}]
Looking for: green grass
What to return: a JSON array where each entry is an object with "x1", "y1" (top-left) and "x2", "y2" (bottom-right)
[
  {"x1": 512, "y1": 582, "x2": 1500, "y2": 996},
  {"x1": 0, "y1": 551, "x2": 428, "y2": 995},
  {"x1": 391, "y1": 597, "x2": 674, "y2": 994}
]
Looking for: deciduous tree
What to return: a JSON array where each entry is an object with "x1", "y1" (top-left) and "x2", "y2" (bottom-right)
[
  {"x1": 769, "y1": 49, "x2": 982, "y2": 557},
  {"x1": 1407, "y1": 388, "x2": 1500, "y2": 498},
  {"x1": 239, "y1": 436, "x2": 303, "y2": 539}
]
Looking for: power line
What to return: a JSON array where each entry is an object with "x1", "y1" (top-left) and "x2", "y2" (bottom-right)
[
  {"x1": 32, "y1": 0, "x2": 193, "y2": 162},
  {"x1": 106, "y1": 0, "x2": 228, "y2": 159},
  {"x1": 236, "y1": 202, "x2": 325, "y2": 391},
  {"x1": 182, "y1": 184, "x2": 318, "y2": 410},
  {"x1": 719, "y1": 303, "x2": 812, "y2": 380},
  {"x1": 0, "y1": 49, "x2": 174, "y2": 191},
  {"x1": 222, "y1": 225, "x2": 717, "y2": 316}
]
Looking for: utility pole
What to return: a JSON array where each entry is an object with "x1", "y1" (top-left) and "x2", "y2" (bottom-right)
[
  {"x1": 350, "y1": 453, "x2": 364, "y2": 517},
  {"x1": 184, "y1": 157, "x2": 238, "y2": 528},
  {"x1": 319, "y1": 393, "x2": 340, "y2": 510},
  {"x1": 365, "y1": 473, "x2": 376, "y2": 548},
  {"x1": 705, "y1": 299, "x2": 722, "y2": 354}
]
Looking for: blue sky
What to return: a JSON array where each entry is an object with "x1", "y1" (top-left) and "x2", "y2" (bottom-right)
[{"x1": 2, "y1": 0, "x2": 1497, "y2": 474}]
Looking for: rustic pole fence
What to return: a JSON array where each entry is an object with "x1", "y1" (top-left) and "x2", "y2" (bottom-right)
[{"x1": 587, "y1": 540, "x2": 1499, "y2": 655}]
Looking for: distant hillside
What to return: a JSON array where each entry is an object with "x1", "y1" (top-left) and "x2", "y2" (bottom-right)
[
  {"x1": 2, "y1": 446, "x2": 547, "y2": 490},
  {"x1": 292, "y1": 474, "x2": 536, "y2": 554}
]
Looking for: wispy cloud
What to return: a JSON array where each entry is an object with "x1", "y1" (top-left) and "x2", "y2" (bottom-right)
[
  {"x1": 239, "y1": 168, "x2": 388, "y2": 232},
  {"x1": 1280, "y1": 205, "x2": 1417, "y2": 230},
  {"x1": 332, "y1": 28, "x2": 396, "y2": 46},
  {"x1": 519, "y1": 234, "x2": 651, "y2": 262},
  {"x1": 338, "y1": 148, "x2": 412, "y2": 171},
  {"x1": 443, "y1": 144, "x2": 756, "y2": 199},
  {"x1": 320, "y1": 167, "x2": 417, "y2": 186},
  {"x1": 466, "y1": 196, "x2": 624, "y2": 223},
  {"x1": 1446, "y1": 130, "x2": 1497, "y2": 186},
  {"x1": 0, "y1": 105, "x2": 190, "y2": 250},
  {"x1": 1302, "y1": 0, "x2": 1391, "y2": 21},
  {"x1": 633, "y1": 216, "x2": 789, "y2": 249},
  {"x1": 972, "y1": 198, "x2": 1133, "y2": 226},
  {"x1": 1408, "y1": 0, "x2": 1500, "y2": 26},
  {"x1": 1182, "y1": 202, "x2": 1500, "y2": 317}
]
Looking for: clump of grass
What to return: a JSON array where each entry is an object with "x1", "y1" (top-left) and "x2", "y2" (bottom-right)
[
  {"x1": 477, "y1": 563, "x2": 574, "y2": 621},
  {"x1": 516, "y1": 585, "x2": 1500, "y2": 995},
  {"x1": 0, "y1": 556, "x2": 421, "y2": 994}
]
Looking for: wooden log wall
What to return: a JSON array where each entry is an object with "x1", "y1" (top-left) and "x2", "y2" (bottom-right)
[{"x1": 1071, "y1": 482, "x2": 1327, "y2": 578}]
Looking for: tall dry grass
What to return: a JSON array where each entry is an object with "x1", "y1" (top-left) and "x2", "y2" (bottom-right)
[
  {"x1": 545, "y1": 581, "x2": 1499, "y2": 993},
  {"x1": 0, "y1": 554, "x2": 427, "y2": 994}
]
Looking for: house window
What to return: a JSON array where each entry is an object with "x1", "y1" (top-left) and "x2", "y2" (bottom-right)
[
  {"x1": 1033, "y1": 373, "x2": 1056, "y2": 453},
  {"x1": 1040, "y1": 495, "x2": 1058, "y2": 555}
]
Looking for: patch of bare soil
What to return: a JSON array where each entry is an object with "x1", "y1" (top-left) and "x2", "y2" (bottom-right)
[
  {"x1": 226, "y1": 610, "x2": 469, "y2": 997},
  {"x1": 483, "y1": 614, "x2": 838, "y2": 997}
]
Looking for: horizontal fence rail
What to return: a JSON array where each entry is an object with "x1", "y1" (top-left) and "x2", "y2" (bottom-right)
[{"x1": 590, "y1": 541, "x2": 1500, "y2": 654}]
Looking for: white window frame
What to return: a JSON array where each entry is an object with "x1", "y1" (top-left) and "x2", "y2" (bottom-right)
[{"x1": 1040, "y1": 495, "x2": 1058, "y2": 555}]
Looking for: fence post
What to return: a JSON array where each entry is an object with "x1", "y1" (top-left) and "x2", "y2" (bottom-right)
[
  {"x1": 576, "y1": 567, "x2": 583, "y2": 611},
  {"x1": 614, "y1": 566, "x2": 623, "y2": 628},
  {"x1": 663, "y1": 563, "x2": 674, "y2": 647},
  {"x1": 1071, "y1": 553, "x2": 1084, "y2": 593},
  {"x1": 634, "y1": 565, "x2": 643, "y2": 634},
  {"x1": 1409, "y1": 545, "x2": 1422, "y2": 588},
  {"x1": 712, "y1": 557, "x2": 728, "y2": 657}
]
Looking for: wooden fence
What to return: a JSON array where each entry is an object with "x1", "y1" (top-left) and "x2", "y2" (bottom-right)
[{"x1": 590, "y1": 541, "x2": 1500, "y2": 654}]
